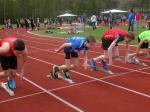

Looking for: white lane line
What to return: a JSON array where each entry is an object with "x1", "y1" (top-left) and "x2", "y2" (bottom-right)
[
  {"x1": 26, "y1": 31, "x2": 139, "y2": 50},
  {"x1": 0, "y1": 92, "x2": 44, "y2": 104},
  {"x1": 18, "y1": 30, "x2": 150, "y2": 59},
  {"x1": 0, "y1": 39, "x2": 147, "y2": 102},
  {"x1": 1, "y1": 29, "x2": 150, "y2": 104},
  {"x1": 22, "y1": 37, "x2": 132, "y2": 53},
  {"x1": 0, "y1": 67, "x2": 141, "y2": 104},
  {"x1": 27, "y1": 45, "x2": 150, "y2": 74},
  {"x1": 15, "y1": 73, "x2": 84, "y2": 112},
  {"x1": 20, "y1": 36, "x2": 147, "y2": 62},
  {"x1": 28, "y1": 55, "x2": 150, "y2": 99},
  {"x1": 27, "y1": 31, "x2": 66, "y2": 40},
  {"x1": 0, "y1": 65, "x2": 149, "y2": 104}
]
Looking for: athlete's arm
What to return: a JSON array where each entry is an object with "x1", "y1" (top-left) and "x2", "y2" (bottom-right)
[
  {"x1": 136, "y1": 39, "x2": 148, "y2": 55},
  {"x1": 83, "y1": 50, "x2": 88, "y2": 69},
  {"x1": 20, "y1": 48, "x2": 28, "y2": 80},
  {"x1": 0, "y1": 42, "x2": 10, "y2": 54},
  {"x1": 124, "y1": 42, "x2": 129, "y2": 63},
  {"x1": 129, "y1": 39, "x2": 147, "y2": 58},
  {"x1": 108, "y1": 39, "x2": 118, "y2": 65}
]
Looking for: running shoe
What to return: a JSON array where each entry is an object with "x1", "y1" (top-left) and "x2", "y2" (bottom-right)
[
  {"x1": 90, "y1": 59, "x2": 97, "y2": 70},
  {"x1": 1, "y1": 83, "x2": 15, "y2": 96},
  {"x1": 8, "y1": 79, "x2": 16, "y2": 89},
  {"x1": 52, "y1": 65, "x2": 59, "y2": 78},
  {"x1": 62, "y1": 70, "x2": 71, "y2": 79},
  {"x1": 100, "y1": 59, "x2": 109, "y2": 70}
]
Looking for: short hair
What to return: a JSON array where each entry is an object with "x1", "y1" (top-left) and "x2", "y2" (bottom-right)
[
  {"x1": 126, "y1": 32, "x2": 135, "y2": 40},
  {"x1": 13, "y1": 39, "x2": 25, "y2": 51},
  {"x1": 86, "y1": 35, "x2": 96, "y2": 43}
]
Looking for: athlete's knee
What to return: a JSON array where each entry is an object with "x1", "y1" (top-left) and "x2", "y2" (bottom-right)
[
  {"x1": 66, "y1": 64, "x2": 73, "y2": 69},
  {"x1": 6, "y1": 70, "x2": 16, "y2": 78},
  {"x1": 93, "y1": 55, "x2": 106, "y2": 61},
  {"x1": 74, "y1": 63, "x2": 79, "y2": 68},
  {"x1": 100, "y1": 55, "x2": 107, "y2": 60}
]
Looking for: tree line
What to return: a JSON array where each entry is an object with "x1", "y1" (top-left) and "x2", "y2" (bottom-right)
[{"x1": 0, "y1": 0, "x2": 149, "y2": 23}]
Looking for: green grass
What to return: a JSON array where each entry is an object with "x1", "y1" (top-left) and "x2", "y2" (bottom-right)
[
  {"x1": 32, "y1": 25, "x2": 146, "y2": 45},
  {"x1": 0, "y1": 24, "x2": 17, "y2": 28},
  {"x1": 0, "y1": 24, "x2": 4, "y2": 28}
]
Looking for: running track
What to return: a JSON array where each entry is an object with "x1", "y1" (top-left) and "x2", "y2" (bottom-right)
[{"x1": 0, "y1": 28, "x2": 150, "y2": 112}]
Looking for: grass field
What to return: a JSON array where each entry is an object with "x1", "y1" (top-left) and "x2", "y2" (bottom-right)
[
  {"x1": 32, "y1": 25, "x2": 147, "y2": 45},
  {"x1": 0, "y1": 24, "x2": 17, "y2": 28}
]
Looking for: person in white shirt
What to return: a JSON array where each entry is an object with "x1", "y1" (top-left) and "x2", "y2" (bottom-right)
[{"x1": 91, "y1": 13, "x2": 97, "y2": 30}]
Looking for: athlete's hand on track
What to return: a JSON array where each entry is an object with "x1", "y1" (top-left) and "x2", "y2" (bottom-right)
[
  {"x1": 54, "y1": 49, "x2": 59, "y2": 53},
  {"x1": 83, "y1": 63, "x2": 88, "y2": 70},
  {"x1": 20, "y1": 70, "x2": 24, "y2": 80}
]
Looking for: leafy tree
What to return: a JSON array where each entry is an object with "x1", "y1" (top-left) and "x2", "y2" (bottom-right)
[{"x1": 0, "y1": 0, "x2": 150, "y2": 23}]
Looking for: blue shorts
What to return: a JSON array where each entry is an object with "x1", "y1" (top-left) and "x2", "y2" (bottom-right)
[{"x1": 64, "y1": 47, "x2": 78, "y2": 59}]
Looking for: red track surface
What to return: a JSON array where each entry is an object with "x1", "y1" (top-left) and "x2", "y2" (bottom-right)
[{"x1": 0, "y1": 28, "x2": 150, "y2": 112}]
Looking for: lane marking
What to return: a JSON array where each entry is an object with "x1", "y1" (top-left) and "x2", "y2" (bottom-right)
[
  {"x1": 0, "y1": 65, "x2": 148, "y2": 104},
  {"x1": 28, "y1": 56, "x2": 150, "y2": 99},
  {"x1": 15, "y1": 73, "x2": 84, "y2": 112}
]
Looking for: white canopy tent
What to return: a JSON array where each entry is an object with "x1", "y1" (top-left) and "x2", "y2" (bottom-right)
[
  {"x1": 57, "y1": 13, "x2": 77, "y2": 17},
  {"x1": 101, "y1": 9, "x2": 127, "y2": 13}
]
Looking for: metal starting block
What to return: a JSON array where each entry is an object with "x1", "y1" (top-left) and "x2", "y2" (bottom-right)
[
  {"x1": 95, "y1": 67, "x2": 114, "y2": 74},
  {"x1": 87, "y1": 64, "x2": 114, "y2": 74}
]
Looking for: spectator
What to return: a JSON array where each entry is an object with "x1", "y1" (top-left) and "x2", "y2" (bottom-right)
[
  {"x1": 16, "y1": 19, "x2": 20, "y2": 28},
  {"x1": 128, "y1": 9, "x2": 135, "y2": 32},
  {"x1": 8, "y1": 19, "x2": 12, "y2": 28},
  {"x1": 4, "y1": 19, "x2": 8, "y2": 28},
  {"x1": 122, "y1": 15, "x2": 127, "y2": 26},
  {"x1": 30, "y1": 18, "x2": 35, "y2": 30},
  {"x1": 91, "y1": 13, "x2": 97, "y2": 30},
  {"x1": 24, "y1": 18, "x2": 29, "y2": 31},
  {"x1": 44, "y1": 18, "x2": 48, "y2": 28},
  {"x1": 108, "y1": 12, "x2": 113, "y2": 28},
  {"x1": 20, "y1": 18, "x2": 24, "y2": 28},
  {"x1": 135, "y1": 11, "x2": 141, "y2": 28}
]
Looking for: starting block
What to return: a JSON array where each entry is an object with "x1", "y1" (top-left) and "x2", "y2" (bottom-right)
[
  {"x1": 139, "y1": 62, "x2": 148, "y2": 67},
  {"x1": 87, "y1": 64, "x2": 114, "y2": 74},
  {"x1": 95, "y1": 67, "x2": 114, "y2": 74},
  {"x1": 58, "y1": 74, "x2": 75, "y2": 84},
  {"x1": 127, "y1": 56, "x2": 148, "y2": 67},
  {"x1": 1, "y1": 82, "x2": 15, "y2": 96},
  {"x1": 47, "y1": 73, "x2": 75, "y2": 84}
]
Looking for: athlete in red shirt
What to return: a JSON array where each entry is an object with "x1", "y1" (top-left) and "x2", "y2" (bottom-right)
[
  {"x1": 90, "y1": 29, "x2": 135, "y2": 70},
  {"x1": 0, "y1": 37, "x2": 28, "y2": 96}
]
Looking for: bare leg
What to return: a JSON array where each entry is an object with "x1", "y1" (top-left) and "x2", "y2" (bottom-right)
[
  {"x1": 114, "y1": 46, "x2": 119, "y2": 57},
  {"x1": 71, "y1": 58, "x2": 79, "y2": 69},
  {"x1": 0, "y1": 69, "x2": 15, "y2": 87},
  {"x1": 0, "y1": 71, "x2": 6, "y2": 78},
  {"x1": 59, "y1": 59, "x2": 75, "y2": 70},
  {"x1": 93, "y1": 50, "x2": 108, "y2": 62},
  {"x1": 113, "y1": 46, "x2": 124, "y2": 61},
  {"x1": 0, "y1": 70, "x2": 14, "y2": 79}
]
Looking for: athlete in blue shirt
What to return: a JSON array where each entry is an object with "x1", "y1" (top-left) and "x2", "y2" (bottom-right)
[{"x1": 52, "y1": 36, "x2": 96, "y2": 79}]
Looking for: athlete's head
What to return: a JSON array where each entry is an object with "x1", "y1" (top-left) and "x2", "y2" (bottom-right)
[
  {"x1": 86, "y1": 35, "x2": 96, "y2": 43},
  {"x1": 85, "y1": 35, "x2": 96, "y2": 48},
  {"x1": 13, "y1": 39, "x2": 25, "y2": 51},
  {"x1": 124, "y1": 32, "x2": 135, "y2": 42}
]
